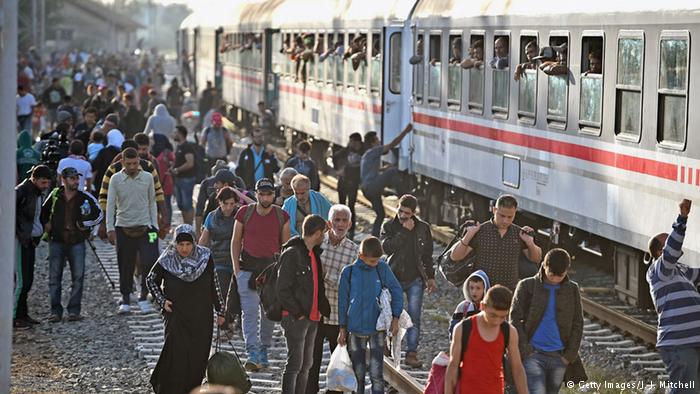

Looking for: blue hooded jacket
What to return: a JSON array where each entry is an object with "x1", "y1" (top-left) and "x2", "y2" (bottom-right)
[
  {"x1": 282, "y1": 189, "x2": 332, "y2": 236},
  {"x1": 338, "y1": 258, "x2": 403, "y2": 335}
]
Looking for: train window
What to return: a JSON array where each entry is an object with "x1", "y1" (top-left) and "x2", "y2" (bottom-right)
[
  {"x1": 468, "y1": 34, "x2": 484, "y2": 114},
  {"x1": 370, "y1": 33, "x2": 381, "y2": 95},
  {"x1": 345, "y1": 33, "x2": 356, "y2": 89},
  {"x1": 517, "y1": 35, "x2": 538, "y2": 123},
  {"x1": 427, "y1": 34, "x2": 441, "y2": 105},
  {"x1": 355, "y1": 33, "x2": 368, "y2": 92},
  {"x1": 413, "y1": 33, "x2": 424, "y2": 104},
  {"x1": 448, "y1": 33, "x2": 462, "y2": 110},
  {"x1": 492, "y1": 34, "x2": 510, "y2": 118},
  {"x1": 335, "y1": 33, "x2": 345, "y2": 87},
  {"x1": 657, "y1": 32, "x2": 689, "y2": 148},
  {"x1": 546, "y1": 35, "x2": 569, "y2": 128},
  {"x1": 272, "y1": 32, "x2": 282, "y2": 74},
  {"x1": 323, "y1": 33, "x2": 335, "y2": 85},
  {"x1": 389, "y1": 33, "x2": 401, "y2": 94},
  {"x1": 614, "y1": 33, "x2": 644, "y2": 139},
  {"x1": 579, "y1": 34, "x2": 604, "y2": 134}
]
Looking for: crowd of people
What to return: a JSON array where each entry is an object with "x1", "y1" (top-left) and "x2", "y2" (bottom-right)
[{"x1": 12, "y1": 47, "x2": 699, "y2": 394}]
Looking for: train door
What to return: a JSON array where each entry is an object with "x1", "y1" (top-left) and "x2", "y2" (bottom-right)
[
  {"x1": 382, "y1": 26, "x2": 404, "y2": 142},
  {"x1": 214, "y1": 27, "x2": 223, "y2": 91},
  {"x1": 264, "y1": 28, "x2": 280, "y2": 110}
]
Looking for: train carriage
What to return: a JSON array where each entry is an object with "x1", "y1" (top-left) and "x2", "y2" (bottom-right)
[{"x1": 183, "y1": 0, "x2": 700, "y2": 307}]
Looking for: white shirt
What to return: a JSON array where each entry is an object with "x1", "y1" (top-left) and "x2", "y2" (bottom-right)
[
  {"x1": 57, "y1": 155, "x2": 93, "y2": 192},
  {"x1": 23, "y1": 66, "x2": 34, "y2": 80},
  {"x1": 16, "y1": 93, "x2": 36, "y2": 116}
]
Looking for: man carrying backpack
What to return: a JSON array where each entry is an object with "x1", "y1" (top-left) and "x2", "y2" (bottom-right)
[
  {"x1": 199, "y1": 112, "x2": 232, "y2": 173},
  {"x1": 445, "y1": 285, "x2": 527, "y2": 394},
  {"x1": 277, "y1": 215, "x2": 331, "y2": 394},
  {"x1": 229, "y1": 178, "x2": 291, "y2": 372},
  {"x1": 172, "y1": 126, "x2": 198, "y2": 225}
]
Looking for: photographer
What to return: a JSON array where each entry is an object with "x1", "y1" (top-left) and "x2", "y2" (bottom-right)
[
  {"x1": 41, "y1": 167, "x2": 103, "y2": 323},
  {"x1": 449, "y1": 195, "x2": 542, "y2": 291}
]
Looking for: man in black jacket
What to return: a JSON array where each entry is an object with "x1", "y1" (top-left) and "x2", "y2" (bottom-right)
[
  {"x1": 235, "y1": 128, "x2": 280, "y2": 191},
  {"x1": 41, "y1": 167, "x2": 103, "y2": 322},
  {"x1": 277, "y1": 214, "x2": 331, "y2": 394},
  {"x1": 14, "y1": 165, "x2": 52, "y2": 328},
  {"x1": 380, "y1": 194, "x2": 436, "y2": 368}
]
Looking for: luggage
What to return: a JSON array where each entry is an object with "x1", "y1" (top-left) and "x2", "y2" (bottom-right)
[
  {"x1": 437, "y1": 221, "x2": 477, "y2": 287},
  {"x1": 206, "y1": 329, "x2": 252, "y2": 393}
]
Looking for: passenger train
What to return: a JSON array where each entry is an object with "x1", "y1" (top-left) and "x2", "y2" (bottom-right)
[{"x1": 178, "y1": 0, "x2": 700, "y2": 307}]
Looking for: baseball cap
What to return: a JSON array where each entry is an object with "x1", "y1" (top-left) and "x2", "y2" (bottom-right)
[
  {"x1": 255, "y1": 178, "x2": 275, "y2": 193},
  {"x1": 29, "y1": 164, "x2": 52, "y2": 179},
  {"x1": 61, "y1": 167, "x2": 82, "y2": 178},
  {"x1": 213, "y1": 169, "x2": 236, "y2": 185},
  {"x1": 57, "y1": 110, "x2": 73, "y2": 124}
]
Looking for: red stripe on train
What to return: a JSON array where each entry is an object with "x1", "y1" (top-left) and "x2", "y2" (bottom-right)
[
  {"x1": 222, "y1": 69, "x2": 262, "y2": 85},
  {"x1": 279, "y1": 83, "x2": 382, "y2": 114},
  {"x1": 413, "y1": 112, "x2": 678, "y2": 182}
]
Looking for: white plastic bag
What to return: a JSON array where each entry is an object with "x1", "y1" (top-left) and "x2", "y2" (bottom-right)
[{"x1": 326, "y1": 345, "x2": 357, "y2": 392}]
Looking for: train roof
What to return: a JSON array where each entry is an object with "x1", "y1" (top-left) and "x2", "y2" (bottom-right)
[
  {"x1": 413, "y1": 0, "x2": 700, "y2": 19},
  {"x1": 179, "y1": 0, "x2": 268, "y2": 31}
]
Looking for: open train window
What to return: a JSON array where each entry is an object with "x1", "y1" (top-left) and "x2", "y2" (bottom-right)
[
  {"x1": 579, "y1": 34, "x2": 604, "y2": 135},
  {"x1": 389, "y1": 32, "x2": 401, "y2": 94},
  {"x1": 370, "y1": 32, "x2": 381, "y2": 95},
  {"x1": 467, "y1": 33, "x2": 484, "y2": 114},
  {"x1": 492, "y1": 33, "x2": 510, "y2": 118},
  {"x1": 614, "y1": 32, "x2": 644, "y2": 140},
  {"x1": 336, "y1": 33, "x2": 345, "y2": 87},
  {"x1": 324, "y1": 33, "x2": 335, "y2": 85},
  {"x1": 412, "y1": 32, "x2": 424, "y2": 104},
  {"x1": 516, "y1": 34, "x2": 538, "y2": 124},
  {"x1": 345, "y1": 33, "x2": 356, "y2": 90},
  {"x1": 546, "y1": 34, "x2": 569, "y2": 129},
  {"x1": 356, "y1": 33, "x2": 368, "y2": 93},
  {"x1": 447, "y1": 33, "x2": 462, "y2": 110},
  {"x1": 427, "y1": 33, "x2": 441, "y2": 105},
  {"x1": 657, "y1": 31, "x2": 689, "y2": 149}
]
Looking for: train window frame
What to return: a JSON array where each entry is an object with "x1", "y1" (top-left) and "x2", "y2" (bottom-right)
[
  {"x1": 491, "y1": 30, "x2": 511, "y2": 119},
  {"x1": 517, "y1": 32, "x2": 538, "y2": 125},
  {"x1": 388, "y1": 32, "x2": 401, "y2": 94},
  {"x1": 345, "y1": 32, "x2": 357, "y2": 91},
  {"x1": 656, "y1": 30, "x2": 690, "y2": 150},
  {"x1": 370, "y1": 31, "x2": 382, "y2": 96},
  {"x1": 306, "y1": 32, "x2": 316, "y2": 83},
  {"x1": 468, "y1": 30, "x2": 485, "y2": 115},
  {"x1": 325, "y1": 32, "x2": 335, "y2": 87},
  {"x1": 335, "y1": 32, "x2": 345, "y2": 88},
  {"x1": 413, "y1": 30, "x2": 425, "y2": 105},
  {"x1": 427, "y1": 31, "x2": 442, "y2": 106},
  {"x1": 545, "y1": 32, "x2": 570, "y2": 130},
  {"x1": 578, "y1": 32, "x2": 605, "y2": 136},
  {"x1": 614, "y1": 30, "x2": 645, "y2": 142},
  {"x1": 315, "y1": 31, "x2": 326, "y2": 87},
  {"x1": 356, "y1": 32, "x2": 369, "y2": 94},
  {"x1": 447, "y1": 30, "x2": 463, "y2": 111}
]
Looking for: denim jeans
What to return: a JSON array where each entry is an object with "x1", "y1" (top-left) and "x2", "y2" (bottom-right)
[
  {"x1": 402, "y1": 278, "x2": 424, "y2": 353},
  {"x1": 48, "y1": 241, "x2": 86, "y2": 316},
  {"x1": 524, "y1": 351, "x2": 567, "y2": 394},
  {"x1": 174, "y1": 176, "x2": 196, "y2": 212},
  {"x1": 349, "y1": 332, "x2": 385, "y2": 394},
  {"x1": 281, "y1": 316, "x2": 318, "y2": 394},
  {"x1": 236, "y1": 270, "x2": 274, "y2": 355},
  {"x1": 659, "y1": 346, "x2": 700, "y2": 394},
  {"x1": 115, "y1": 227, "x2": 159, "y2": 304},
  {"x1": 362, "y1": 167, "x2": 399, "y2": 236}
]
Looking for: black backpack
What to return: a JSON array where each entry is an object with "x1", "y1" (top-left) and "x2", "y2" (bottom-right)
[
  {"x1": 458, "y1": 317, "x2": 510, "y2": 377},
  {"x1": 255, "y1": 248, "x2": 300, "y2": 322},
  {"x1": 190, "y1": 141, "x2": 207, "y2": 183},
  {"x1": 437, "y1": 221, "x2": 477, "y2": 287}
]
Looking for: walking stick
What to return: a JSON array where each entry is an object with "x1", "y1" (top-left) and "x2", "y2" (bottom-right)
[{"x1": 86, "y1": 238, "x2": 116, "y2": 289}]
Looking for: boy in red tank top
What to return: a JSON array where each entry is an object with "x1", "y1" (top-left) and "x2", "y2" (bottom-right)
[{"x1": 444, "y1": 285, "x2": 528, "y2": 394}]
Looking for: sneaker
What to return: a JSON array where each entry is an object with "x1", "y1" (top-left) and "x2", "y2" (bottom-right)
[
  {"x1": 117, "y1": 304, "x2": 131, "y2": 315},
  {"x1": 67, "y1": 314, "x2": 83, "y2": 322},
  {"x1": 13, "y1": 319, "x2": 31, "y2": 330},
  {"x1": 24, "y1": 315, "x2": 41, "y2": 325},
  {"x1": 405, "y1": 351, "x2": 423, "y2": 368},
  {"x1": 259, "y1": 350, "x2": 269, "y2": 367},
  {"x1": 48, "y1": 314, "x2": 62, "y2": 323},
  {"x1": 244, "y1": 352, "x2": 263, "y2": 372},
  {"x1": 138, "y1": 300, "x2": 155, "y2": 314}
]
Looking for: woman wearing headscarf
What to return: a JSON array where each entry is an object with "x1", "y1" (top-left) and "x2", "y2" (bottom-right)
[
  {"x1": 151, "y1": 133, "x2": 175, "y2": 224},
  {"x1": 146, "y1": 224, "x2": 225, "y2": 394}
]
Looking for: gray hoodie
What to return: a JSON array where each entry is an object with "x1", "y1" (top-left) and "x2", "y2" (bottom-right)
[{"x1": 143, "y1": 104, "x2": 176, "y2": 140}]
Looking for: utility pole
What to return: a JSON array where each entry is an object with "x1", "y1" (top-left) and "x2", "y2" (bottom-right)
[{"x1": 0, "y1": 0, "x2": 18, "y2": 391}]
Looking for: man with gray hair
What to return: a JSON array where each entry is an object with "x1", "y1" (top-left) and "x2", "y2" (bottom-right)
[
  {"x1": 307, "y1": 204, "x2": 358, "y2": 394},
  {"x1": 282, "y1": 174, "x2": 332, "y2": 236},
  {"x1": 275, "y1": 167, "x2": 298, "y2": 206}
]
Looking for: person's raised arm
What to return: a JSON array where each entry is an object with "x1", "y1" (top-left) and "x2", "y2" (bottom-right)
[
  {"x1": 382, "y1": 123, "x2": 413, "y2": 154},
  {"x1": 449, "y1": 222, "x2": 481, "y2": 261}
]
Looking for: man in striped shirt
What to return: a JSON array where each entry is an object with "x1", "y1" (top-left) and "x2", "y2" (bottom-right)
[
  {"x1": 307, "y1": 204, "x2": 358, "y2": 394},
  {"x1": 647, "y1": 199, "x2": 700, "y2": 393}
]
